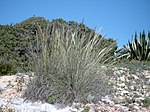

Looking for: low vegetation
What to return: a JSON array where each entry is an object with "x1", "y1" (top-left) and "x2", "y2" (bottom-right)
[
  {"x1": 0, "y1": 58, "x2": 17, "y2": 76},
  {"x1": 23, "y1": 24, "x2": 115, "y2": 104}
]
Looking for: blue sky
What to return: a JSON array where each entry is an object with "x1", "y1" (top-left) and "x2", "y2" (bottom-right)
[{"x1": 0, "y1": 0, "x2": 150, "y2": 48}]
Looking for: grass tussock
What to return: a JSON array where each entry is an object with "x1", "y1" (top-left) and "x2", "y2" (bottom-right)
[{"x1": 23, "y1": 24, "x2": 115, "y2": 105}]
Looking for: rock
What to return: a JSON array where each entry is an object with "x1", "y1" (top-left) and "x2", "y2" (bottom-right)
[
  {"x1": 113, "y1": 97, "x2": 127, "y2": 104},
  {"x1": 132, "y1": 74, "x2": 139, "y2": 80},
  {"x1": 144, "y1": 78, "x2": 150, "y2": 85},
  {"x1": 114, "y1": 104, "x2": 129, "y2": 112},
  {"x1": 134, "y1": 97, "x2": 144, "y2": 105},
  {"x1": 101, "y1": 66, "x2": 107, "y2": 70},
  {"x1": 0, "y1": 84, "x2": 7, "y2": 92},
  {"x1": 133, "y1": 105, "x2": 140, "y2": 112},
  {"x1": 131, "y1": 80, "x2": 137, "y2": 84},
  {"x1": 143, "y1": 70, "x2": 150, "y2": 78},
  {"x1": 119, "y1": 75, "x2": 126, "y2": 82},
  {"x1": 117, "y1": 83, "x2": 126, "y2": 88},
  {"x1": 138, "y1": 97, "x2": 145, "y2": 101},
  {"x1": 87, "y1": 94, "x2": 95, "y2": 101},
  {"x1": 101, "y1": 96, "x2": 114, "y2": 106},
  {"x1": 120, "y1": 90, "x2": 129, "y2": 96},
  {"x1": 142, "y1": 85, "x2": 147, "y2": 89},
  {"x1": 0, "y1": 98, "x2": 73, "y2": 112},
  {"x1": 134, "y1": 91, "x2": 142, "y2": 97},
  {"x1": 113, "y1": 71, "x2": 121, "y2": 76},
  {"x1": 40, "y1": 103, "x2": 57, "y2": 112},
  {"x1": 129, "y1": 85, "x2": 135, "y2": 90}
]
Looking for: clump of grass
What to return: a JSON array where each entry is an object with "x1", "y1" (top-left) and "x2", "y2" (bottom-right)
[{"x1": 24, "y1": 24, "x2": 115, "y2": 105}]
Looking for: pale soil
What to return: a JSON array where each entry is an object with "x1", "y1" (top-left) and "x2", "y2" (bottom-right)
[{"x1": 0, "y1": 69, "x2": 150, "y2": 112}]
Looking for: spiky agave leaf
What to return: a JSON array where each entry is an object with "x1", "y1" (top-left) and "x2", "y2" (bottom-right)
[{"x1": 117, "y1": 31, "x2": 150, "y2": 61}]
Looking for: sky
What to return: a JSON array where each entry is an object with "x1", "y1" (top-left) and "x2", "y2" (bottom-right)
[{"x1": 0, "y1": 0, "x2": 150, "y2": 48}]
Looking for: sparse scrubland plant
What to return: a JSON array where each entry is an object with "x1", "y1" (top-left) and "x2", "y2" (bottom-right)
[
  {"x1": 116, "y1": 31, "x2": 150, "y2": 61},
  {"x1": 0, "y1": 57, "x2": 17, "y2": 76},
  {"x1": 24, "y1": 24, "x2": 115, "y2": 105}
]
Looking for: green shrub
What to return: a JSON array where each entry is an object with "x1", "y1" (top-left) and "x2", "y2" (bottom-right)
[
  {"x1": 0, "y1": 57, "x2": 17, "y2": 76},
  {"x1": 24, "y1": 25, "x2": 115, "y2": 105},
  {"x1": 0, "y1": 25, "x2": 31, "y2": 73}
]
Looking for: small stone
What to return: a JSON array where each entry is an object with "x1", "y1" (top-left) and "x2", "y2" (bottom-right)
[
  {"x1": 145, "y1": 79, "x2": 150, "y2": 85},
  {"x1": 124, "y1": 86, "x2": 128, "y2": 90},
  {"x1": 114, "y1": 71, "x2": 121, "y2": 75},
  {"x1": 117, "y1": 83, "x2": 126, "y2": 88},
  {"x1": 131, "y1": 80, "x2": 137, "y2": 84},
  {"x1": 138, "y1": 97, "x2": 145, "y2": 101},
  {"x1": 101, "y1": 66, "x2": 107, "y2": 70},
  {"x1": 142, "y1": 85, "x2": 147, "y2": 89},
  {"x1": 133, "y1": 105, "x2": 140, "y2": 111},
  {"x1": 132, "y1": 74, "x2": 139, "y2": 80},
  {"x1": 145, "y1": 75, "x2": 150, "y2": 79},
  {"x1": 143, "y1": 70, "x2": 150, "y2": 78},
  {"x1": 120, "y1": 90, "x2": 129, "y2": 96},
  {"x1": 134, "y1": 103, "x2": 140, "y2": 106},
  {"x1": 134, "y1": 92, "x2": 142, "y2": 97},
  {"x1": 119, "y1": 75, "x2": 126, "y2": 82},
  {"x1": 0, "y1": 84, "x2": 7, "y2": 91},
  {"x1": 129, "y1": 86, "x2": 134, "y2": 90},
  {"x1": 101, "y1": 96, "x2": 114, "y2": 105},
  {"x1": 115, "y1": 104, "x2": 129, "y2": 112}
]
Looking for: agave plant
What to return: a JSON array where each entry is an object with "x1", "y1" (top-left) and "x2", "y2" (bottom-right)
[{"x1": 117, "y1": 31, "x2": 150, "y2": 61}]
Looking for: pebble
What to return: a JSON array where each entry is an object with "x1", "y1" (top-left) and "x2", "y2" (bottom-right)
[
  {"x1": 132, "y1": 74, "x2": 139, "y2": 80},
  {"x1": 0, "y1": 67, "x2": 150, "y2": 112},
  {"x1": 133, "y1": 105, "x2": 140, "y2": 111},
  {"x1": 101, "y1": 96, "x2": 114, "y2": 105},
  {"x1": 0, "y1": 84, "x2": 7, "y2": 91},
  {"x1": 120, "y1": 90, "x2": 129, "y2": 96}
]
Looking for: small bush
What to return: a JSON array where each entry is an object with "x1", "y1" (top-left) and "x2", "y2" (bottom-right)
[
  {"x1": 0, "y1": 58, "x2": 17, "y2": 76},
  {"x1": 24, "y1": 25, "x2": 115, "y2": 105}
]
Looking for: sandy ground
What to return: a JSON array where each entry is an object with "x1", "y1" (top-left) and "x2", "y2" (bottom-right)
[{"x1": 0, "y1": 71, "x2": 150, "y2": 112}]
